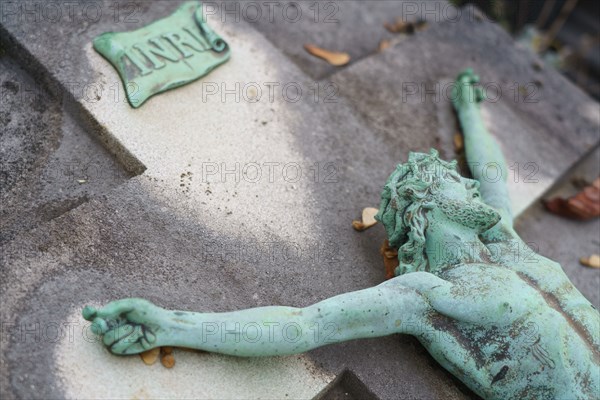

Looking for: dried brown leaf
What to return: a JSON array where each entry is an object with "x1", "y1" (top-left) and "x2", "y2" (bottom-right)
[
  {"x1": 378, "y1": 39, "x2": 391, "y2": 52},
  {"x1": 161, "y1": 353, "x2": 176, "y2": 368},
  {"x1": 453, "y1": 133, "x2": 464, "y2": 153},
  {"x1": 362, "y1": 207, "x2": 378, "y2": 226},
  {"x1": 384, "y1": 18, "x2": 426, "y2": 34},
  {"x1": 352, "y1": 207, "x2": 379, "y2": 231},
  {"x1": 304, "y1": 44, "x2": 350, "y2": 66},
  {"x1": 543, "y1": 177, "x2": 600, "y2": 220},
  {"x1": 380, "y1": 239, "x2": 399, "y2": 280},
  {"x1": 580, "y1": 254, "x2": 600, "y2": 269},
  {"x1": 140, "y1": 348, "x2": 160, "y2": 365},
  {"x1": 352, "y1": 220, "x2": 366, "y2": 231}
]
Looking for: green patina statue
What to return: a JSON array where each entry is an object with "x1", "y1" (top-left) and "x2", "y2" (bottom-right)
[{"x1": 83, "y1": 70, "x2": 599, "y2": 399}]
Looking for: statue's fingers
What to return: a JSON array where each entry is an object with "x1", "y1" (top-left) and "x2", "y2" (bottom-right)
[
  {"x1": 91, "y1": 317, "x2": 109, "y2": 335},
  {"x1": 95, "y1": 299, "x2": 134, "y2": 319},
  {"x1": 103, "y1": 324, "x2": 134, "y2": 346},
  {"x1": 110, "y1": 332, "x2": 145, "y2": 354},
  {"x1": 139, "y1": 336, "x2": 151, "y2": 349},
  {"x1": 126, "y1": 325, "x2": 144, "y2": 344},
  {"x1": 82, "y1": 306, "x2": 97, "y2": 321},
  {"x1": 121, "y1": 341, "x2": 149, "y2": 355},
  {"x1": 144, "y1": 328, "x2": 157, "y2": 344},
  {"x1": 475, "y1": 87, "x2": 484, "y2": 102},
  {"x1": 110, "y1": 325, "x2": 144, "y2": 354}
]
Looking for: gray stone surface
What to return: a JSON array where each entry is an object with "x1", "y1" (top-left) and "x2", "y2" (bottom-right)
[
  {"x1": 232, "y1": 0, "x2": 443, "y2": 80},
  {"x1": 0, "y1": 55, "x2": 131, "y2": 245},
  {"x1": 0, "y1": 2, "x2": 469, "y2": 399},
  {"x1": 328, "y1": 6, "x2": 600, "y2": 215},
  {"x1": 1, "y1": 1, "x2": 598, "y2": 400}
]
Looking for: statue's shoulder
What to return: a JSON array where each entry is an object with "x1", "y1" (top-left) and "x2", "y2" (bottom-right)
[{"x1": 478, "y1": 225, "x2": 567, "y2": 275}]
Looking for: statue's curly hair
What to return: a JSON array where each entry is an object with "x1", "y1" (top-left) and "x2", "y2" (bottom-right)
[{"x1": 376, "y1": 149, "x2": 460, "y2": 276}]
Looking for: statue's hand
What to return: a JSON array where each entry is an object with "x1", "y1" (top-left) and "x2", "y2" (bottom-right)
[
  {"x1": 82, "y1": 298, "x2": 165, "y2": 355},
  {"x1": 452, "y1": 68, "x2": 484, "y2": 108}
]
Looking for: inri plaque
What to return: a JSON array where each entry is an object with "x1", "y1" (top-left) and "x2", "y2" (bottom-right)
[{"x1": 93, "y1": 1, "x2": 230, "y2": 108}]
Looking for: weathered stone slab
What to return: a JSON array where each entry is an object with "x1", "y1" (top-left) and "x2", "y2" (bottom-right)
[
  {"x1": 1, "y1": 2, "x2": 597, "y2": 400},
  {"x1": 329, "y1": 5, "x2": 600, "y2": 216},
  {"x1": 0, "y1": 181, "x2": 335, "y2": 400},
  {"x1": 231, "y1": 0, "x2": 444, "y2": 80},
  {"x1": 0, "y1": 55, "x2": 131, "y2": 245},
  {"x1": 1, "y1": 2, "x2": 470, "y2": 399}
]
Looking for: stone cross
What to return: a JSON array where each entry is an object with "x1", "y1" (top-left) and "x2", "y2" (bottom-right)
[{"x1": 1, "y1": 2, "x2": 598, "y2": 399}]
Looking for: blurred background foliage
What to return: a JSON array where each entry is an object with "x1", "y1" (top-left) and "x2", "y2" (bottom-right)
[{"x1": 451, "y1": 0, "x2": 600, "y2": 100}]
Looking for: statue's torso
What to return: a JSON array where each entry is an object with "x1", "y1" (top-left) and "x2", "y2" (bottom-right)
[{"x1": 417, "y1": 260, "x2": 599, "y2": 399}]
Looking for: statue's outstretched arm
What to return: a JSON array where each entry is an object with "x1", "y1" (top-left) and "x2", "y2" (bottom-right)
[
  {"x1": 83, "y1": 276, "x2": 433, "y2": 356},
  {"x1": 452, "y1": 69, "x2": 513, "y2": 227}
]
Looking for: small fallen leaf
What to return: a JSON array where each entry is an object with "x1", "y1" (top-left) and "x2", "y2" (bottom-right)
[
  {"x1": 140, "y1": 348, "x2": 160, "y2": 365},
  {"x1": 351, "y1": 220, "x2": 364, "y2": 230},
  {"x1": 161, "y1": 353, "x2": 176, "y2": 368},
  {"x1": 362, "y1": 207, "x2": 378, "y2": 226},
  {"x1": 384, "y1": 18, "x2": 426, "y2": 34},
  {"x1": 378, "y1": 39, "x2": 391, "y2": 52},
  {"x1": 380, "y1": 239, "x2": 399, "y2": 280},
  {"x1": 580, "y1": 254, "x2": 600, "y2": 269},
  {"x1": 304, "y1": 44, "x2": 350, "y2": 66},
  {"x1": 543, "y1": 177, "x2": 600, "y2": 220},
  {"x1": 453, "y1": 133, "x2": 464, "y2": 153},
  {"x1": 352, "y1": 207, "x2": 379, "y2": 231}
]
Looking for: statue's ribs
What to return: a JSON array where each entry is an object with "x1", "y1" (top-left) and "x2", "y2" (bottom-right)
[{"x1": 515, "y1": 271, "x2": 600, "y2": 363}]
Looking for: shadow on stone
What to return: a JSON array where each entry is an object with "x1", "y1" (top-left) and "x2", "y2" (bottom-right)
[
  {"x1": 315, "y1": 369, "x2": 379, "y2": 400},
  {"x1": 0, "y1": 53, "x2": 135, "y2": 244}
]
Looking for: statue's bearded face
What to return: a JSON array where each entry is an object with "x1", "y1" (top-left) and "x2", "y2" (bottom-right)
[{"x1": 433, "y1": 173, "x2": 501, "y2": 233}]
